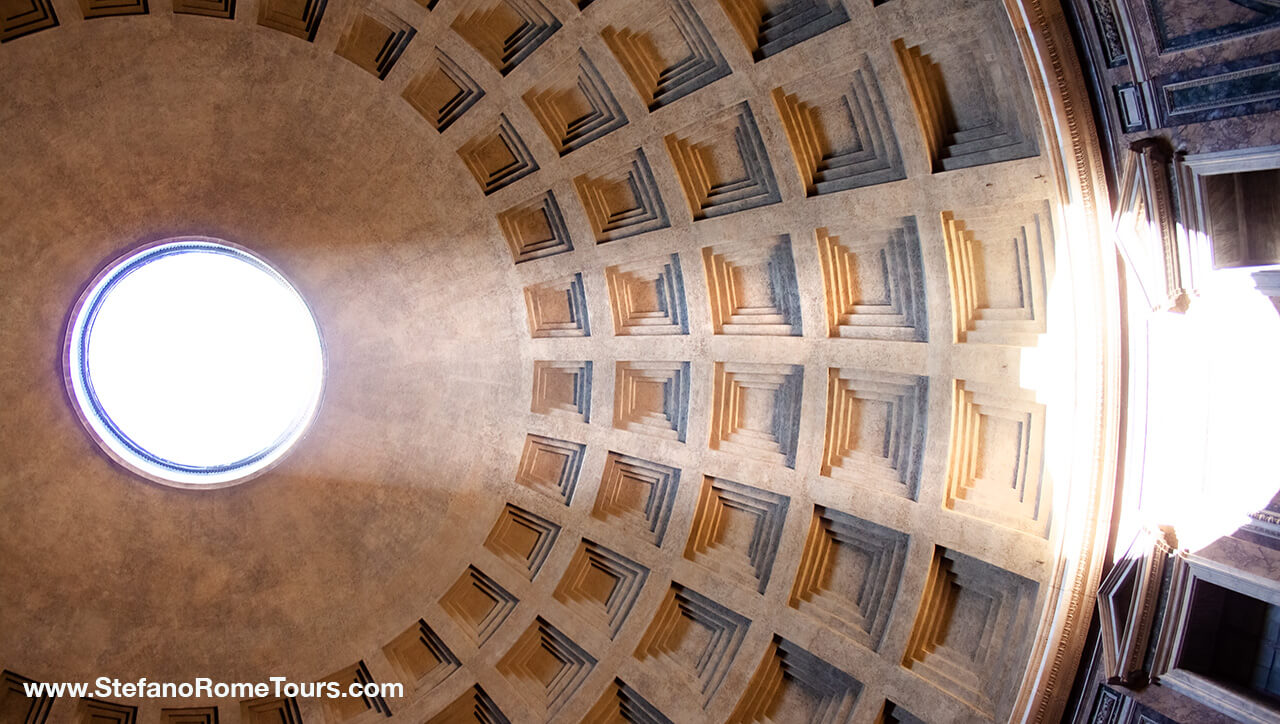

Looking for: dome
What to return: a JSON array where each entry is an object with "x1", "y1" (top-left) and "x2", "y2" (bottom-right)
[{"x1": 2, "y1": 0, "x2": 1273, "y2": 722}]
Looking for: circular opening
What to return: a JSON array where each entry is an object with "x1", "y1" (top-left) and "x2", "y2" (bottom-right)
[{"x1": 65, "y1": 238, "x2": 325, "y2": 488}]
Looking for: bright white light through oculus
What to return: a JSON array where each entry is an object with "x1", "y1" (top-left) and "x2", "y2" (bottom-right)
[{"x1": 66, "y1": 239, "x2": 324, "y2": 487}]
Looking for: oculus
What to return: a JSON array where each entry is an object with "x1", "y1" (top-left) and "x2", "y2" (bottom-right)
[{"x1": 65, "y1": 238, "x2": 324, "y2": 488}]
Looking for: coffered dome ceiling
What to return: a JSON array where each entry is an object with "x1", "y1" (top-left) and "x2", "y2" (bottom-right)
[{"x1": 0, "y1": 0, "x2": 1120, "y2": 721}]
